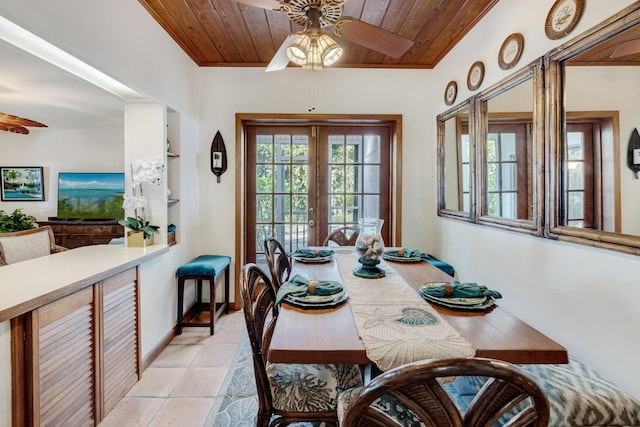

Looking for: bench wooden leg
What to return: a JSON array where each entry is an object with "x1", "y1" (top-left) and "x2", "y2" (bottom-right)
[{"x1": 177, "y1": 277, "x2": 185, "y2": 335}]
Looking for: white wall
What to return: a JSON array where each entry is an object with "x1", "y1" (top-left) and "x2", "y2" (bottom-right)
[
  {"x1": 433, "y1": 0, "x2": 640, "y2": 398},
  {"x1": 0, "y1": 127, "x2": 124, "y2": 219},
  {"x1": 196, "y1": 67, "x2": 435, "y2": 260},
  {"x1": 0, "y1": 1, "x2": 204, "y2": 416}
]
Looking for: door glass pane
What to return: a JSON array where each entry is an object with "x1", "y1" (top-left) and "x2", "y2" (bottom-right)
[
  {"x1": 292, "y1": 135, "x2": 308, "y2": 162},
  {"x1": 256, "y1": 195, "x2": 272, "y2": 222},
  {"x1": 501, "y1": 164, "x2": 517, "y2": 191},
  {"x1": 274, "y1": 195, "x2": 290, "y2": 222},
  {"x1": 363, "y1": 165, "x2": 380, "y2": 193},
  {"x1": 257, "y1": 135, "x2": 273, "y2": 163},
  {"x1": 487, "y1": 163, "x2": 498, "y2": 191},
  {"x1": 364, "y1": 136, "x2": 380, "y2": 163},
  {"x1": 567, "y1": 132, "x2": 584, "y2": 160},
  {"x1": 292, "y1": 195, "x2": 308, "y2": 222},
  {"x1": 501, "y1": 193, "x2": 517, "y2": 219},
  {"x1": 346, "y1": 136, "x2": 362, "y2": 163},
  {"x1": 256, "y1": 165, "x2": 272, "y2": 193},
  {"x1": 567, "y1": 162, "x2": 584, "y2": 190},
  {"x1": 500, "y1": 134, "x2": 516, "y2": 160},
  {"x1": 568, "y1": 192, "x2": 584, "y2": 219},
  {"x1": 330, "y1": 137, "x2": 344, "y2": 162},
  {"x1": 329, "y1": 195, "x2": 344, "y2": 222},
  {"x1": 330, "y1": 165, "x2": 343, "y2": 193},
  {"x1": 291, "y1": 165, "x2": 308, "y2": 192},
  {"x1": 363, "y1": 195, "x2": 380, "y2": 218},
  {"x1": 347, "y1": 165, "x2": 361, "y2": 192},
  {"x1": 487, "y1": 193, "x2": 498, "y2": 216}
]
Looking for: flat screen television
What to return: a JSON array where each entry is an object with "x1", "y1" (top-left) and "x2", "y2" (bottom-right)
[{"x1": 57, "y1": 172, "x2": 125, "y2": 220}]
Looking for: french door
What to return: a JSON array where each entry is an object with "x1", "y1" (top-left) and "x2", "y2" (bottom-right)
[{"x1": 244, "y1": 122, "x2": 393, "y2": 265}]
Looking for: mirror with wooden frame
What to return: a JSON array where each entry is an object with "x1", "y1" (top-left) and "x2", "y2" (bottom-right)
[
  {"x1": 476, "y1": 61, "x2": 544, "y2": 235},
  {"x1": 547, "y1": 4, "x2": 640, "y2": 254},
  {"x1": 437, "y1": 101, "x2": 474, "y2": 221}
]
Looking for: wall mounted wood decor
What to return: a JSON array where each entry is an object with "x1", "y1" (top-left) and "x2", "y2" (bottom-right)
[
  {"x1": 210, "y1": 130, "x2": 227, "y2": 183},
  {"x1": 545, "y1": 0, "x2": 585, "y2": 40}
]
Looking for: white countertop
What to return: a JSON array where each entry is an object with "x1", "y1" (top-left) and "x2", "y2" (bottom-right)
[{"x1": 0, "y1": 244, "x2": 168, "y2": 322}]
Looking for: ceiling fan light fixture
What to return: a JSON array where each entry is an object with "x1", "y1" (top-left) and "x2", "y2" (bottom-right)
[
  {"x1": 318, "y1": 33, "x2": 343, "y2": 66},
  {"x1": 286, "y1": 34, "x2": 311, "y2": 65},
  {"x1": 302, "y1": 36, "x2": 324, "y2": 71}
]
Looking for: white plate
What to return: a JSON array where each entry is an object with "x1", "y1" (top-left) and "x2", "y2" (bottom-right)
[
  {"x1": 424, "y1": 294, "x2": 488, "y2": 306},
  {"x1": 382, "y1": 253, "x2": 424, "y2": 263},
  {"x1": 283, "y1": 292, "x2": 349, "y2": 309},
  {"x1": 291, "y1": 255, "x2": 333, "y2": 263},
  {"x1": 421, "y1": 293, "x2": 495, "y2": 311},
  {"x1": 289, "y1": 290, "x2": 344, "y2": 303}
]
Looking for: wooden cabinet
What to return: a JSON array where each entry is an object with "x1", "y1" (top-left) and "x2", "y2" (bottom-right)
[
  {"x1": 11, "y1": 268, "x2": 140, "y2": 426},
  {"x1": 37, "y1": 220, "x2": 124, "y2": 249}
]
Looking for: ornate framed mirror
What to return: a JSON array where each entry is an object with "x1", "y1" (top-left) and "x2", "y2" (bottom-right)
[
  {"x1": 475, "y1": 61, "x2": 544, "y2": 235},
  {"x1": 546, "y1": 4, "x2": 640, "y2": 254},
  {"x1": 437, "y1": 101, "x2": 474, "y2": 221}
]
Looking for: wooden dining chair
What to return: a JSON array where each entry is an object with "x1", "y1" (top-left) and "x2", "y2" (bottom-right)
[
  {"x1": 0, "y1": 226, "x2": 66, "y2": 265},
  {"x1": 323, "y1": 225, "x2": 359, "y2": 247},
  {"x1": 240, "y1": 263, "x2": 363, "y2": 427},
  {"x1": 263, "y1": 237, "x2": 291, "y2": 290},
  {"x1": 338, "y1": 357, "x2": 550, "y2": 427}
]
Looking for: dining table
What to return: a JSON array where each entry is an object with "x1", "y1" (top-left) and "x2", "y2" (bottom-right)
[{"x1": 268, "y1": 248, "x2": 568, "y2": 368}]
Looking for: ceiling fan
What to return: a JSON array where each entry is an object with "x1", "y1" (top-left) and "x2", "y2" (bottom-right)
[
  {"x1": 610, "y1": 38, "x2": 640, "y2": 58},
  {"x1": 0, "y1": 113, "x2": 47, "y2": 134},
  {"x1": 233, "y1": 0, "x2": 414, "y2": 71}
]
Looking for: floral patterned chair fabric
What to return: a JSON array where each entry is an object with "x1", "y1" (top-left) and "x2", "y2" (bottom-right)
[
  {"x1": 240, "y1": 263, "x2": 363, "y2": 426},
  {"x1": 338, "y1": 357, "x2": 549, "y2": 427}
]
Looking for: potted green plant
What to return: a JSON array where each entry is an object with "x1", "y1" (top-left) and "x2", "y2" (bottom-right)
[{"x1": 0, "y1": 209, "x2": 37, "y2": 232}]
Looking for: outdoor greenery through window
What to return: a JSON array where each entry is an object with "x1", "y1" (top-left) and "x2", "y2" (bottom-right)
[
  {"x1": 245, "y1": 122, "x2": 394, "y2": 266},
  {"x1": 255, "y1": 132, "x2": 311, "y2": 251},
  {"x1": 485, "y1": 122, "x2": 531, "y2": 220},
  {"x1": 328, "y1": 134, "x2": 381, "y2": 231}
]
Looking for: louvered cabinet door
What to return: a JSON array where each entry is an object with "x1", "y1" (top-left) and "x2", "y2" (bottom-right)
[
  {"x1": 32, "y1": 286, "x2": 96, "y2": 426},
  {"x1": 100, "y1": 268, "x2": 140, "y2": 415}
]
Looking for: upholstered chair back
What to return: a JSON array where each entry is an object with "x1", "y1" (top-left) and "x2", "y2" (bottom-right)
[{"x1": 0, "y1": 226, "x2": 59, "y2": 265}]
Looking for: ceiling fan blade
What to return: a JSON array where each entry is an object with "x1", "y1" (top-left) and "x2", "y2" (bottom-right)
[
  {"x1": 231, "y1": 0, "x2": 284, "y2": 11},
  {"x1": 0, "y1": 123, "x2": 29, "y2": 134},
  {"x1": 333, "y1": 17, "x2": 414, "y2": 58},
  {"x1": 610, "y1": 38, "x2": 640, "y2": 58},
  {"x1": 265, "y1": 33, "x2": 299, "y2": 72}
]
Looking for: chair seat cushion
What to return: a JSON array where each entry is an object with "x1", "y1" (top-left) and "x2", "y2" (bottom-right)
[
  {"x1": 338, "y1": 386, "x2": 423, "y2": 426},
  {"x1": 176, "y1": 255, "x2": 231, "y2": 277},
  {"x1": 267, "y1": 363, "x2": 362, "y2": 413},
  {"x1": 457, "y1": 356, "x2": 640, "y2": 426}
]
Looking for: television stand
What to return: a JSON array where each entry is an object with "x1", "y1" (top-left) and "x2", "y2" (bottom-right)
[{"x1": 37, "y1": 220, "x2": 124, "y2": 249}]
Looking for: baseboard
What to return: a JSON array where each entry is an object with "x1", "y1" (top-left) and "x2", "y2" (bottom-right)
[{"x1": 141, "y1": 326, "x2": 176, "y2": 371}]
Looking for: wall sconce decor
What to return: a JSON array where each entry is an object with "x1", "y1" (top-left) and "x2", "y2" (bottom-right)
[
  {"x1": 210, "y1": 130, "x2": 227, "y2": 183},
  {"x1": 627, "y1": 127, "x2": 640, "y2": 179}
]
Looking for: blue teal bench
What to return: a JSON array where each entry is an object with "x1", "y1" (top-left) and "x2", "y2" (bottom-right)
[
  {"x1": 424, "y1": 254, "x2": 455, "y2": 276},
  {"x1": 176, "y1": 255, "x2": 231, "y2": 335},
  {"x1": 447, "y1": 356, "x2": 640, "y2": 426}
]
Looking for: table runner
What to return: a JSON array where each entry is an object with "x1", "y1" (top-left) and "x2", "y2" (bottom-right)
[{"x1": 335, "y1": 254, "x2": 475, "y2": 372}]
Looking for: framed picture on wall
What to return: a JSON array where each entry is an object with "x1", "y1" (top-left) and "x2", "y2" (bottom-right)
[{"x1": 1, "y1": 166, "x2": 45, "y2": 201}]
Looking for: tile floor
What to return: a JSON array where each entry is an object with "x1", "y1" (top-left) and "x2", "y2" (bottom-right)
[{"x1": 99, "y1": 310, "x2": 247, "y2": 426}]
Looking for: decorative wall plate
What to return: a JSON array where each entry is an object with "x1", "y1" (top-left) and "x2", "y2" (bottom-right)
[
  {"x1": 444, "y1": 81, "x2": 457, "y2": 106},
  {"x1": 467, "y1": 61, "x2": 485, "y2": 91},
  {"x1": 498, "y1": 33, "x2": 524, "y2": 70},
  {"x1": 545, "y1": 0, "x2": 585, "y2": 40}
]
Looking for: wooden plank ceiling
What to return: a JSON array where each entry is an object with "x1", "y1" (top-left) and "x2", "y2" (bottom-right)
[{"x1": 139, "y1": 0, "x2": 500, "y2": 68}]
